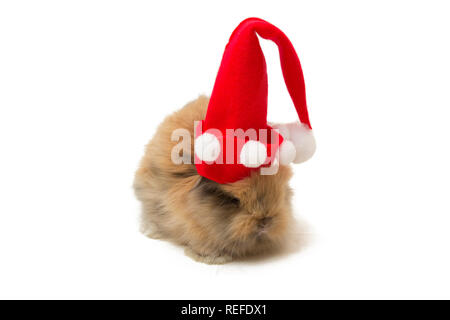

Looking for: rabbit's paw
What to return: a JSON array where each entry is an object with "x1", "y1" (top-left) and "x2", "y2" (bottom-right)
[
  {"x1": 140, "y1": 222, "x2": 163, "y2": 239},
  {"x1": 184, "y1": 247, "x2": 232, "y2": 265}
]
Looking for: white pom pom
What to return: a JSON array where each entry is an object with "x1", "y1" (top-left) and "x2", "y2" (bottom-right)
[
  {"x1": 240, "y1": 140, "x2": 267, "y2": 168},
  {"x1": 278, "y1": 140, "x2": 297, "y2": 165},
  {"x1": 272, "y1": 122, "x2": 316, "y2": 164},
  {"x1": 273, "y1": 125, "x2": 290, "y2": 140},
  {"x1": 288, "y1": 123, "x2": 316, "y2": 163},
  {"x1": 194, "y1": 133, "x2": 221, "y2": 162}
]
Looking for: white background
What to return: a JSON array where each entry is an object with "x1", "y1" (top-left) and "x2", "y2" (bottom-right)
[{"x1": 1, "y1": 0, "x2": 449, "y2": 299}]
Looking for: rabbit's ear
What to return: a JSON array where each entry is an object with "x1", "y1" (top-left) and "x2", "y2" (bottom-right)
[{"x1": 272, "y1": 122, "x2": 316, "y2": 164}]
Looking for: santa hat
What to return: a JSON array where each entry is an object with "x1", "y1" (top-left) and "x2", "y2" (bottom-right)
[{"x1": 194, "y1": 17, "x2": 315, "y2": 184}]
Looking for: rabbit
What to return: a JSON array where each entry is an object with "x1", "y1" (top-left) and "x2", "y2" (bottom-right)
[{"x1": 134, "y1": 96, "x2": 296, "y2": 264}]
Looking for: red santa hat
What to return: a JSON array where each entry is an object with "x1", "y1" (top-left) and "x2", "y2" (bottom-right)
[{"x1": 194, "y1": 17, "x2": 315, "y2": 184}]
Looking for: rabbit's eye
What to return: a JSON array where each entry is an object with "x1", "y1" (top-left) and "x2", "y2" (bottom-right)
[
  {"x1": 223, "y1": 195, "x2": 240, "y2": 207},
  {"x1": 210, "y1": 189, "x2": 241, "y2": 208},
  {"x1": 194, "y1": 176, "x2": 241, "y2": 208}
]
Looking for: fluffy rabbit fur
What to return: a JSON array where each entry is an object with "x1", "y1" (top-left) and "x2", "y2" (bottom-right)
[{"x1": 134, "y1": 96, "x2": 296, "y2": 264}]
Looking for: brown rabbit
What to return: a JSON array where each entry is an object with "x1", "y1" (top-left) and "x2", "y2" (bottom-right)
[{"x1": 134, "y1": 96, "x2": 297, "y2": 264}]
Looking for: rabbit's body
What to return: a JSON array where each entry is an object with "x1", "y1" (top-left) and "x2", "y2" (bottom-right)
[{"x1": 134, "y1": 96, "x2": 295, "y2": 264}]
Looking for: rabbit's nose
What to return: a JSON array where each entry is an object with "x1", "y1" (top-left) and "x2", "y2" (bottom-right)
[{"x1": 257, "y1": 217, "x2": 272, "y2": 230}]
